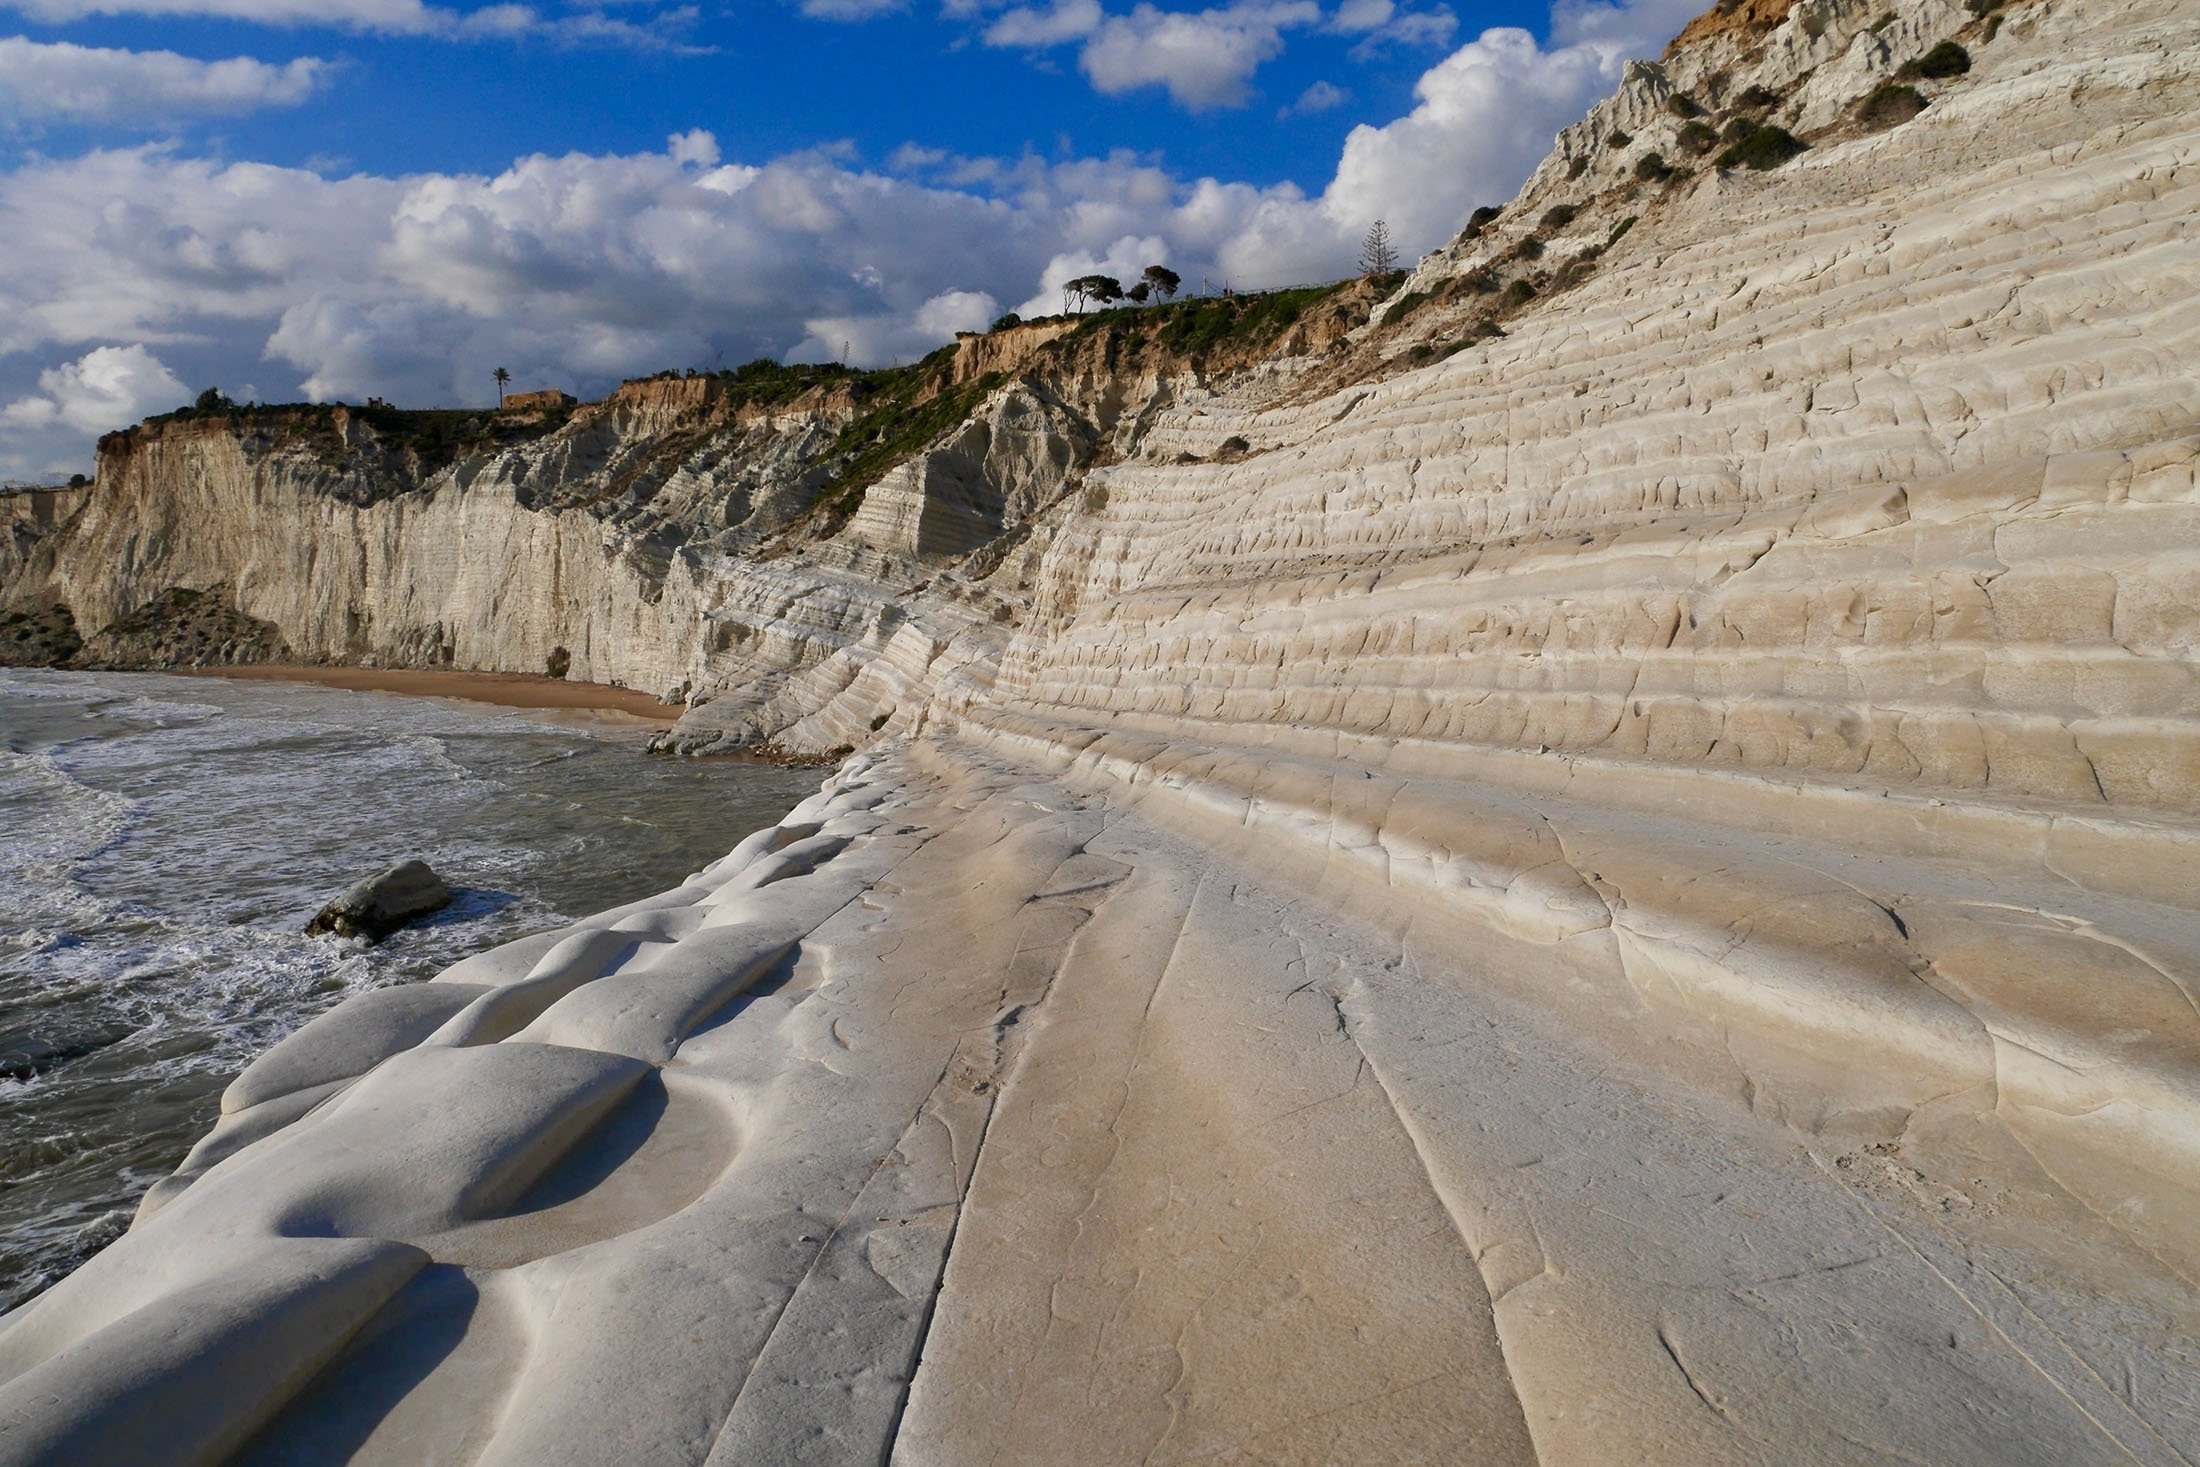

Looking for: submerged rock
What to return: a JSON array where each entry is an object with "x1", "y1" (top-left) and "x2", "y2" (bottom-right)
[{"x1": 305, "y1": 861, "x2": 452, "y2": 943}]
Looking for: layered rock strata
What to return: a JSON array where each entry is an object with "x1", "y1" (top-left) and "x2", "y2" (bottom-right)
[{"x1": 3, "y1": 0, "x2": 2199, "y2": 1461}]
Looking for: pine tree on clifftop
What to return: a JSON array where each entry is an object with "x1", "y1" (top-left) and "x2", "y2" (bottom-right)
[{"x1": 1360, "y1": 220, "x2": 1398, "y2": 278}]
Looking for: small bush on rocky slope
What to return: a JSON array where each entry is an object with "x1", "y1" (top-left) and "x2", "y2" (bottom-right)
[
  {"x1": 1855, "y1": 83, "x2": 1930, "y2": 131},
  {"x1": 1384, "y1": 266, "x2": 1507, "y2": 331},
  {"x1": 1550, "y1": 252, "x2": 1603, "y2": 292},
  {"x1": 1386, "y1": 289, "x2": 1438, "y2": 325},
  {"x1": 1408, "y1": 336, "x2": 1498, "y2": 365},
  {"x1": 1715, "y1": 123, "x2": 1808, "y2": 171},
  {"x1": 1902, "y1": 41, "x2": 1972, "y2": 79}
]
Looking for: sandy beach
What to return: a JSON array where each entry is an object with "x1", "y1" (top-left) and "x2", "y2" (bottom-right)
[
  {"x1": 179, "y1": 665, "x2": 680, "y2": 723},
  {"x1": 3, "y1": 0, "x2": 2196, "y2": 1459}
]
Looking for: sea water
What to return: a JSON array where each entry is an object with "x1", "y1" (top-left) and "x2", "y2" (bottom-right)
[{"x1": 0, "y1": 668, "x2": 821, "y2": 1312}]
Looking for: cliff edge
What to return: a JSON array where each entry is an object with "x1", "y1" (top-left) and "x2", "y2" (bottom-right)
[{"x1": 2, "y1": 0, "x2": 2197, "y2": 1462}]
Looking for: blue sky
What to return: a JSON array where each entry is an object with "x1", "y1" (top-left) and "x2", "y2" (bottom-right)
[
  {"x1": 8, "y1": 3, "x2": 1477, "y2": 185},
  {"x1": 0, "y1": 0, "x2": 1703, "y2": 476}
]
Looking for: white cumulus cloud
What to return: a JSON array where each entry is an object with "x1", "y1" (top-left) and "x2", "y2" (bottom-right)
[
  {"x1": 978, "y1": 0, "x2": 1323, "y2": 111},
  {"x1": 0, "y1": 344, "x2": 186, "y2": 477},
  {"x1": 0, "y1": 0, "x2": 707, "y2": 47},
  {"x1": 0, "y1": 38, "x2": 329, "y2": 125},
  {"x1": 981, "y1": 0, "x2": 1102, "y2": 46},
  {"x1": 1280, "y1": 78, "x2": 1348, "y2": 117},
  {"x1": 977, "y1": 0, "x2": 1455, "y2": 101},
  {"x1": 0, "y1": 0, "x2": 1699, "y2": 474},
  {"x1": 6, "y1": 0, "x2": 457, "y2": 26},
  {"x1": 799, "y1": 0, "x2": 904, "y2": 16},
  {"x1": 1330, "y1": 0, "x2": 1392, "y2": 29},
  {"x1": 1079, "y1": 2, "x2": 1319, "y2": 110},
  {"x1": 667, "y1": 127, "x2": 720, "y2": 167}
]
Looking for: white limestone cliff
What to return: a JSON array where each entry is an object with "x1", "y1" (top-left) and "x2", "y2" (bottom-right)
[{"x1": 3, "y1": 0, "x2": 2198, "y2": 1461}]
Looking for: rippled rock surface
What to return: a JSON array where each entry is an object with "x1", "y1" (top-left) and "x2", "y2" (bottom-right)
[{"x1": 3, "y1": 0, "x2": 2198, "y2": 1461}]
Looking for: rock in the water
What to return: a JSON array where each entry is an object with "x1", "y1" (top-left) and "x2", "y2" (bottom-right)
[{"x1": 305, "y1": 861, "x2": 452, "y2": 943}]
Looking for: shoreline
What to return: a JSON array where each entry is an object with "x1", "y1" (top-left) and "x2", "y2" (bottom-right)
[
  {"x1": 16, "y1": 742, "x2": 2198, "y2": 1461},
  {"x1": 173, "y1": 663, "x2": 682, "y2": 724}
]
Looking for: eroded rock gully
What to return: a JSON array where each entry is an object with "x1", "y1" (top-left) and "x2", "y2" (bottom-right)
[{"x1": 4, "y1": 0, "x2": 2199, "y2": 1461}]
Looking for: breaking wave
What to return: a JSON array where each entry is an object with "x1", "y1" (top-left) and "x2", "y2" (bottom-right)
[{"x1": 0, "y1": 668, "x2": 819, "y2": 1312}]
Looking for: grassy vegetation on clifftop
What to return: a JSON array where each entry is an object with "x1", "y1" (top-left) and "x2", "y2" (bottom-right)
[{"x1": 112, "y1": 400, "x2": 574, "y2": 484}]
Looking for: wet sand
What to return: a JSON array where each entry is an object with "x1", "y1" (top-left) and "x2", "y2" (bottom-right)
[{"x1": 181, "y1": 665, "x2": 680, "y2": 723}]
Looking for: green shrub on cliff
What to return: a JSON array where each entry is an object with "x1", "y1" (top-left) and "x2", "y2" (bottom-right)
[
  {"x1": 0, "y1": 604, "x2": 82, "y2": 668},
  {"x1": 119, "y1": 399, "x2": 575, "y2": 487},
  {"x1": 714, "y1": 358, "x2": 860, "y2": 409},
  {"x1": 351, "y1": 405, "x2": 572, "y2": 477},
  {"x1": 1137, "y1": 280, "x2": 1357, "y2": 357},
  {"x1": 806, "y1": 369, "x2": 1009, "y2": 528},
  {"x1": 1855, "y1": 84, "x2": 1929, "y2": 131},
  {"x1": 1715, "y1": 124, "x2": 1808, "y2": 171},
  {"x1": 1385, "y1": 289, "x2": 1437, "y2": 325},
  {"x1": 1901, "y1": 41, "x2": 1972, "y2": 80}
]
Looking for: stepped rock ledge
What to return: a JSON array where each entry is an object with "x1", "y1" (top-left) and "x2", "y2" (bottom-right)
[{"x1": 4, "y1": 0, "x2": 2199, "y2": 1461}]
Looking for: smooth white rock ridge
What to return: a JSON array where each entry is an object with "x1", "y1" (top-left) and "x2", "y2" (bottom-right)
[
  {"x1": 0, "y1": 744, "x2": 2192, "y2": 1464},
  {"x1": 4, "y1": 0, "x2": 2200, "y2": 1460}
]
